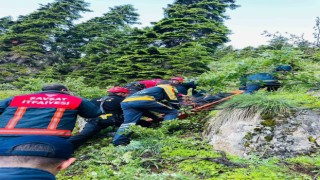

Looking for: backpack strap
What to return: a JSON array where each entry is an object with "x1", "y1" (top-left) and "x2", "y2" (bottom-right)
[{"x1": 97, "y1": 96, "x2": 109, "y2": 114}]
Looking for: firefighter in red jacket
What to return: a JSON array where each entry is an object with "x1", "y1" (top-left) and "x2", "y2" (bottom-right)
[{"x1": 0, "y1": 84, "x2": 101, "y2": 142}]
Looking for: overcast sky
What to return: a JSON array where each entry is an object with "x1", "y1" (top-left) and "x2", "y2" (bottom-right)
[{"x1": 0, "y1": 0, "x2": 319, "y2": 49}]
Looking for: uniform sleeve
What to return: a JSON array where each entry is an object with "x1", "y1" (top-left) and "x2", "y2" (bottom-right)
[
  {"x1": 77, "y1": 98, "x2": 102, "y2": 118},
  {"x1": 0, "y1": 97, "x2": 13, "y2": 115},
  {"x1": 170, "y1": 100, "x2": 180, "y2": 110},
  {"x1": 102, "y1": 96, "x2": 124, "y2": 114},
  {"x1": 187, "y1": 81, "x2": 199, "y2": 95},
  {"x1": 180, "y1": 81, "x2": 196, "y2": 90}
]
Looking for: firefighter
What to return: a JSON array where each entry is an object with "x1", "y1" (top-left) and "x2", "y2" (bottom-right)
[
  {"x1": 124, "y1": 82, "x2": 146, "y2": 95},
  {"x1": 68, "y1": 86, "x2": 129, "y2": 149},
  {"x1": 170, "y1": 77, "x2": 204, "y2": 97},
  {"x1": 0, "y1": 136, "x2": 75, "y2": 179},
  {"x1": 113, "y1": 80, "x2": 180, "y2": 146},
  {"x1": 0, "y1": 84, "x2": 101, "y2": 143},
  {"x1": 68, "y1": 86, "x2": 156, "y2": 149},
  {"x1": 124, "y1": 79, "x2": 162, "y2": 95},
  {"x1": 240, "y1": 65, "x2": 292, "y2": 94},
  {"x1": 138, "y1": 79, "x2": 162, "y2": 88}
]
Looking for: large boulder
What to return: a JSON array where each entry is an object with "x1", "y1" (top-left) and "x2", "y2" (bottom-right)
[{"x1": 203, "y1": 109, "x2": 320, "y2": 157}]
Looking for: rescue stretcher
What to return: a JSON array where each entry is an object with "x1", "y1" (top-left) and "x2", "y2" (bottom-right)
[{"x1": 178, "y1": 90, "x2": 244, "y2": 119}]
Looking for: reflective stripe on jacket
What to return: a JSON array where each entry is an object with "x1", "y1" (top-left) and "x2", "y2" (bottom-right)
[
  {"x1": 0, "y1": 91, "x2": 101, "y2": 137},
  {"x1": 124, "y1": 85, "x2": 179, "y2": 109}
]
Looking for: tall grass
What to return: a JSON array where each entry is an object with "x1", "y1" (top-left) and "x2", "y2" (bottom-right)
[{"x1": 219, "y1": 92, "x2": 292, "y2": 118}]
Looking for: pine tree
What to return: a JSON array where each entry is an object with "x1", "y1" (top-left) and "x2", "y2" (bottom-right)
[
  {"x1": 107, "y1": 0, "x2": 237, "y2": 83},
  {"x1": 0, "y1": 16, "x2": 14, "y2": 35},
  {"x1": 57, "y1": 4, "x2": 139, "y2": 60},
  {"x1": 64, "y1": 5, "x2": 140, "y2": 85},
  {"x1": 0, "y1": 0, "x2": 90, "y2": 66}
]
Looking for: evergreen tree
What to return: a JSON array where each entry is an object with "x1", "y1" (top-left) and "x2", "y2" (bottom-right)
[
  {"x1": 65, "y1": 5, "x2": 140, "y2": 85},
  {"x1": 155, "y1": 0, "x2": 237, "y2": 50},
  {"x1": 0, "y1": 0, "x2": 90, "y2": 67},
  {"x1": 57, "y1": 4, "x2": 139, "y2": 60},
  {"x1": 0, "y1": 0, "x2": 237, "y2": 85},
  {"x1": 109, "y1": 28, "x2": 170, "y2": 84},
  {"x1": 107, "y1": 0, "x2": 237, "y2": 83},
  {"x1": 0, "y1": 16, "x2": 14, "y2": 35}
]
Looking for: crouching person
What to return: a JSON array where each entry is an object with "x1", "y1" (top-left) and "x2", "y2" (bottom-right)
[
  {"x1": 240, "y1": 65, "x2": 292, "y2": 94},
  {"x1": 0, "y1": 136, "x2": 75, "y2": 180},
  {"x1": 113, "y1": 80, "x2": 180, "y2": 146},
  {"x1": 68, "y1": 86, "x2": 130, "y2": 149}
]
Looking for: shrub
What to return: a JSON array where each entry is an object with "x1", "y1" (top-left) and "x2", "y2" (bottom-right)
[
  {"x1": 219, "y1": 91, "x2": 292, "y2": 117},
  {"x1": 12, "y1": 76, "x2": 105, "y2": 99}
]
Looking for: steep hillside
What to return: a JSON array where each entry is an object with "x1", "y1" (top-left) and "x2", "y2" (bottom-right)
[
  {"x1": 51, "y1": 46, "x2": 318, "y2": 179},
  {"x1": 1, "y1": 42, "x2": 319, "y2": 179}
]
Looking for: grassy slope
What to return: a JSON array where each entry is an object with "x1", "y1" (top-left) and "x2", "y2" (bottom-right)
[
  {"x1": 1, "y1": 89, "x2": 319, "y2": 179},
  {"x1": 1, "y1": 47, "x2": 319, "y2": 179},
  {"x1": 56, "y1": 48, "x2": 320, "y2": 179},
  {"x1": 56, "y1": 111, "x2": 319, "y2": 180}
]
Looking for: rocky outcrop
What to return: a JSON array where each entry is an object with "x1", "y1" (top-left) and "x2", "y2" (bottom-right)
[{"x1": 203, "y1": 109, "x2": 320, "y2": 157}]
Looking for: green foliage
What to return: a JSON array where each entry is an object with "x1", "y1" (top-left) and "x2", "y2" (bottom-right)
[
  {"x1": 57, "y1": 4, "x2": 139, "y2": 60},
  {"x1": 273, "y1": 90, "x2": 320, "y2": 109},
  {"x1": 218, "y1": 159, "x2": 296, "y2": 179},
  {"x1": 65, "y1": 6, "x2": 141, "y2": 85},
  {"x1": 68, "y1": 0, "x2": 238, "y2": 85},
  {"x1": 0, "y1": 0, "x2": 90, "y2": 58},
  {"x1": 0, "y1": 90, "x2": 31, "y2": 99},
  {"x1": 14, "y1": 77, "x2": 47, "y2": 91},
  {"x1": 12, "y1": 76, "x2": 105, "y2": 99},
  {"x1": 219, "y1": 91, "x2": 292, "y2": 117},
  {"x1": 0, "y1": 16, "x2": 14, "y2": 34},
  {"x1": 1, "y1": 1, "x2": 320, "y2": 179},
  {"x1": 0, "y1": 83, "x2": 16, "y2": 90},
  {"x1": 218, "y1": 89, "x2": 320, "y2": 119},
  {"x1": 0, "y1": 63, "x2": 30, "y2": 84},
  {"x1": 62, "y1": 77, "x2": 105, "y2": 99},
  {"x1": 56, "y1": 111, "x2": 319, "y2": 179},
  {"x1": 197, "y1": 46, "x2": 320, "y2": 92},
  {"x1": 287, "y1": 154, "x2": 320, "y2": 167},
  {"x1": 0, "y1": 0, "x2": 238, "y2": 85},
  {"x1": 0, "y1": 0, "x2": 91, "y2": 83}
]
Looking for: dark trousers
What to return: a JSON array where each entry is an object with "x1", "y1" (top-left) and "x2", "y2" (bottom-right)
[
  {"x1": 244, "y1": 84, "x2": 280, "y2": 94},
  {"x1": 113, "y1": 100, "x2": 178, "y2": 146},
  {"x1": 68, "y1": 115, "x2": 156, "y2": 149},
  {"x1": 68, "y1": 118, "x2": 118, "y2": 149}
]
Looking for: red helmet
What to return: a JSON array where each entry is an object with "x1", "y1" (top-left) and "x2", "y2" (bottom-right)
[
  {"x1": 170, "y1": 77, "x2": 184, "y2": 83},
  {"x1": 107, "y1": 86, "x2": 129, "y2": 93},
  {"x1": 138, "y1": 79, "x2": 162, "y2": 88}
]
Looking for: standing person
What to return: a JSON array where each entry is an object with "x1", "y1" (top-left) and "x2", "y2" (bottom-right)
[
  {"x1": 113, "y1": 80, "x2": 180, "y2": 146},
  {"x1": 0, "y1": 135, "x2": 76, "y2": 180},
  {"x1": 0, "y1": 84, "x2": 101, "y2": 142},
  {"x1": 68, "y1": 86, "x2": 130, "y2": 149}
]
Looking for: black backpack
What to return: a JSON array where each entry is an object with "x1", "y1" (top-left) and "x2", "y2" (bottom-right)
[{"x1": 124, "y1": 82, "x2": 146, "y2": 95}]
